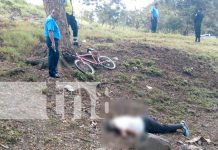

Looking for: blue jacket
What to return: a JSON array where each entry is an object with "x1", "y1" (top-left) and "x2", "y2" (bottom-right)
[
  {"x1": 44, "y1": 15, "x2": 61, "y2": 40},
  {"x1": 151, "y1": 6, "x2": 159, "y2": 18}
]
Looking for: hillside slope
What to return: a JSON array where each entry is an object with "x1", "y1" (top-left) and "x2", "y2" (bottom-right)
[{"x1": 0, "y1": 1, "x2": 218, "y2": 150}]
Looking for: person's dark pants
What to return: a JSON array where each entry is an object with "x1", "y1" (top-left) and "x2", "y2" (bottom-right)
[
  {"x1": 144, "y1": 117, "x2": 183, "y2": 134},
  {"x1": 151, "y1": 17, "x2": 158, "y2": 33},
  {"x1": 195, "y1": 24, "x2": 201, "y2": 42},
  {"x1": 68, "y1": 21, "x2": 78, "y2": 39},
  {"x1": 46, "y1": 37, "x2": 60, "y2": 76},
  {"x1": 70, "y1": 23, "x2": 78, "y2": 38}
]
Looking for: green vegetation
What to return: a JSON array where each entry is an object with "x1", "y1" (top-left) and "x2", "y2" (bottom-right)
[
  {"x1": 0, "y1": 0, "x2": 45, "y2": 18},
  {"x1": 142, "y1": 66, "x2": 163, "y2": 77},
  {"x1": 25, "y1": 74, "x2": 37, "y2": 82},
  {"x1": 124, "y1": 58, "x2": 145, "y2": 69},
  {"x1": 42, "y1": 88, "x2": 53, "y2": 97},
  {"x1": 174, "y1": 77, "x2": 189, "y2": 87},
  {"x1": 183, "y1": 67, "x2": 194, "y2": 76},
  {"x1": 93, "y1": 43, "x2": 115, "y2": 50},
  {"x1": 158, "y1": 0, "x2": 218, "y2": 36},
  {"x1": 80, "y1": 22, "x2": 218, "y2": 69},
  {"x1": 187, "y1": 87, "x2": 218, "y2": 109},
  {"x1": 47, "y1": 112, "x2": 60, "y2": 125},
  {"x1": 0, "y1": 21, "x2": 43, "y2": 62},
  {"x1": 0, "y1": 123, "x2": 22, "y2": 144},
  {"x1": 146, "y1": 89, "x2": 187, "y2": 120},
  {"x1": 73, "y1": 71, "x2": 99, "y2": 81}
]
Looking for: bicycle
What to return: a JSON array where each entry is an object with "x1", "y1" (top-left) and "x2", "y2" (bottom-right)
[{"x1": 63, "y1": 48, "x2": 116, "y2": 75}]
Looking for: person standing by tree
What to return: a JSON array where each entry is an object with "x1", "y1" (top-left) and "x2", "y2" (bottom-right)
[
  {"x1": 65, "y1": 0, "x2": 79, "y2": 46},
  {"x1": 150, "y1": 3, "x2": 159, "y2": 33},
  {"x1": 194, "y1": 8, "x2": 204, "y2": 42},
  {"x1": 66, "y1": 12, "x2": 79, "y2": 46},
  {"x1": 44, "y1": 8, "x2": 61, "y2": 78}
]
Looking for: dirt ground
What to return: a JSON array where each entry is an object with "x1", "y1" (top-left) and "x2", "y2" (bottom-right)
[{"x1": 0, "y1": 39, "x2": 218, "y2": 150}]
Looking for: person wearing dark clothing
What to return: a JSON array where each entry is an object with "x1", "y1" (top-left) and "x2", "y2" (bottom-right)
[
  {"x1": 194, "y1": 9, "x2": 204, "y2": 42},
  {"x1": 150, "y1": 3, "x2": 159, "y2": 33},
  {"x1": 105, "y1": 115, "x2": 189, "y2": 138},
  {"x1": 66, "y1": 13, "x2": 79, "y2": 46}
]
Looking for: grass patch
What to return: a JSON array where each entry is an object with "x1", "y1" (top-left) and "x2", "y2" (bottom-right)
[
  {"x1": 79, "y1": 21, "x2": 145, "y2": 41},
  {"x1": 0, "y1": 0, "x2": 45, "y2": 18},
  {"x1": 113, "y1": 72, "x2": 130, "y2": 83},
  {"x1": 142, "y1": 66, "x2": 163, "y2": 77},
  {"x1": 146, "y1": 89, "x2": 186, "y2": 119},
  {"x1": 47, "y1": 112, "x2": 60, "y2": 125},
  {"x1": 183, "y1": 67, "x2": 194, "y2": 76},
  {"x1": 42, "y1": 88, "x2": 52, "y2": 97},
  {"x1": 124, "y1": 58, "x2": 144, "y2": 69},
  {"x1": 187, "y1": 87, "x2": 218, "y2": 109},
  {"x1": 174, "y1": 77, "x2": 189, "y2": 87},
  {"x1": 93, "y1": 43, "x2": 115, "y2": 50},
  {"x1": 25, "y1": 74, "x2": 37, "y2": 82},
  {"x1": 147, "y1": 90, "x2": 171, "y2": 106},
  {"x1": 72, "y1": 71, "x2": 100, "y2": 81},
  {"x1": 0, "y1": 123, "x2": 22, "y2": 144},
  {"x1": 0, "y1": 21, "x2": 43, "y2": 62}
]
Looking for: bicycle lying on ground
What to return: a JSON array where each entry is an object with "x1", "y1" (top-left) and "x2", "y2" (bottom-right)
[{"x1": 63, "y1": 48, "x2": 116, "y2": 75}]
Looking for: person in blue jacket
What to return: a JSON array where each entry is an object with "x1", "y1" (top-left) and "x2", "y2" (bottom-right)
[
  {"x1": 44, "y1": 8, "x2": 61, "y2": 78},
  {"x1": 150, "y1": 3, "x2": 159, "y2": 33}
]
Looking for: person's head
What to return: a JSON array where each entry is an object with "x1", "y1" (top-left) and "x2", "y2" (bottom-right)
[
  {"x1": 51, "y1": 8, "x2": 60, "y2": 20},
  {"x1": 154, "y1": 3, "x2": 159, "y2": 8},
  {"x1": 104, "y1": 120, "x2": 121, "y2": 136}
]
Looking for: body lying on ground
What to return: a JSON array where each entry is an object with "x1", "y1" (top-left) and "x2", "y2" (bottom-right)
[{"x1": 105, "y1": 115, "x2": 189, "y2": 138}]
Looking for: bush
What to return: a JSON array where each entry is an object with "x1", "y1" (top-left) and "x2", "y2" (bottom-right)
[
  {"x1": 183, "y1": 67, "x2": 193, "y2": 75},
  {"x1": 142, "y1": 66, "x2": 162, "y2": 77}
]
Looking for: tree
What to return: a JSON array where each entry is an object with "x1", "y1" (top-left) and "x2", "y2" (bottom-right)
[
  {"x1": 95, "y1": 0, "x2": 125, "y2": 27},
  {"x1": 158, "y1": 0, "x2": 218, "y2": 36},
  {"x1": 43, "y1": 0, "x2": 71, "y2": 49}
]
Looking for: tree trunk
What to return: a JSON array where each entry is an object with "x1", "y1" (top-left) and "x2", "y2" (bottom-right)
[{"x1": 43, "y1": 0, "x2": 71, "y2": 50}]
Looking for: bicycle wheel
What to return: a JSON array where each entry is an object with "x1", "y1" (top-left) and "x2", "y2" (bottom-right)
[
  {"x1": 74, "y1": 59, "x2": 95, "y2": 75},
  {"x1": 98, "y1": 56, "x2": 116, "y2": 70}
]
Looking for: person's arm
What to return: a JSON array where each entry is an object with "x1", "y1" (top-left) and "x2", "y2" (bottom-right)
[
  {"x1": 49, "y1": 31, "x2": 56, "y2": 51},
  {"x1": 119, "y1": 128, "x2": 140, "y2": 138},
  {"x1": 151, "y1": 7, "x2": 154, "y2": 19},
  {"x1": 47, "y1": 20, "x2": 56, "y2": 52},
  {"x1": 126, "y1": 129, "x2": 140, "y2": 137}
]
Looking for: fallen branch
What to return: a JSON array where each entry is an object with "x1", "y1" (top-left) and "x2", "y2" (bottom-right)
[
  {"x1": 26, "y1": 57, "x2": 47, "y2": 66},
  {"x1": 0, "y1": 143, "x2": 9, "y2": 149},
  {"x1": 77, "y1": 137, "x2": 92, "y2": 143}
]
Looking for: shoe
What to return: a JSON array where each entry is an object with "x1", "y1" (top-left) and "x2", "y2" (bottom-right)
[
  {"x1": 49, "y1": 73, "x2": 60, "y2": 78},
  {"x1": 181, "y1": 120, "x2": 190, "y2": 137},
  {"x1": 54, "y1": 73, "x2": 60, "y2": 78},
  {"x1": 49, "y1": 73, "x2": 55, "y2": 78},
  {"x1": 73, "y1": 41, "x2": 79, "y2": 46}
]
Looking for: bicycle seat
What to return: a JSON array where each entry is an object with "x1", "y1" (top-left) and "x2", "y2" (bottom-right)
[{"x1": 87, "y1": 48, "x2": 95, "y2": 53}]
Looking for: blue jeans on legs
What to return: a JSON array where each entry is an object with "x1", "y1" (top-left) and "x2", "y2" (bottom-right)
[
  {"x1": 144, "y1": 116, "x2": 183, "y2": 134},
  {"x1": 46, "y1": 37, "x2": 60, "y2": 76},
  {"x1": 195, "y1": 24, "x2": 201, "y2": 42},
  {"x1": 151, "y1": 17, "x2": 158, "y2": 33}
]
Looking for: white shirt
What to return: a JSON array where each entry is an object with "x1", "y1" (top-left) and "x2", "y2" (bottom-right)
[{"x1": 112, "y1": 116, "x2": 145, "y2": 135}]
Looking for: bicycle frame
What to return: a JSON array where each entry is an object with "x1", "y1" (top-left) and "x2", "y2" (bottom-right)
[{"x1": 75, "y1": 52, "x2": 98, "y2": 65}]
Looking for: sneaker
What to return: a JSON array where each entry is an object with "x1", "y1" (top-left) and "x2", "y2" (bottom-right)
[
  {"x1": 73, "y1": 41, "x2": 79, "y2": 46},
  {"x1": 181, "y1": 120, "x2": 190, "y2": 137},
  {"x1": 54, "y1": 73, "x2": 60, "y2": 78}
]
